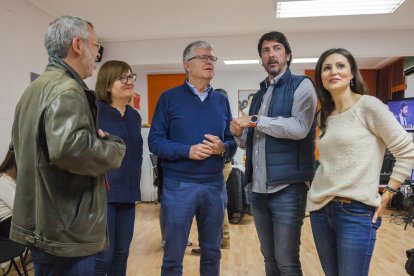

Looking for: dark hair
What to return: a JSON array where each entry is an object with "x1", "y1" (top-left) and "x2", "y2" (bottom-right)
[
  {"x1": 215, "y1": 88, "x2": 228, "y2": 98},
  {"x1": 400, "y1": 101, "x2": 408, "y2": 111},
  {"x1": 0, "y1": 149, "x2": 16, "y2": 177},
  {"x1": 315, "y1": 48, "x2": 367, "y2": 137},
  {"x1": 95, "y1": 60, "x2": 133, "y2": 104},
  {"x1": 241, "y1": 100, "x2": 248, "y2": 109},
  {"x1": 257, "y1": 31, "x2": 292, "y2": 66}
]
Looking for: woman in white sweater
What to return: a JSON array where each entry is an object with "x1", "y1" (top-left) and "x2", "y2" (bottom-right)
[
  {"x1": 0, "y1": 148, "x2": 17, "y2": 239},
  {"x1": 307, "y1": 48, "x2": 414, "y2": 276}
]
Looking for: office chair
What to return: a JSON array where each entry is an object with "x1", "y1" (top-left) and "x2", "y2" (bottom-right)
[{"x1": 0, "y1": 238, "x2": 29, "y2": 276}]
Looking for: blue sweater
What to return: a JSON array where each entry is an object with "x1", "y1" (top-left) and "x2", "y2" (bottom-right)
[
  {"x1": 98, "y1": 101, "x2": 143, "y2": 203},
  {"x1": 148, "y1": 82, "x2": 237, "y2": 183}
]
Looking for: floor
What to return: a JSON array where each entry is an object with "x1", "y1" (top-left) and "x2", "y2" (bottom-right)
[{"x1": 6, "y1": 203, "x2": 414, "y2": 275}]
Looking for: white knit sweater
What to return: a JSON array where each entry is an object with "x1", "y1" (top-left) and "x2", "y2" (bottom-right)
[
  {"x1": 307, "y1": 95, "x2": 414, "y2": 211},
  {"x1": 0, "y1": 174, "x2": 16, "y2": 222}
]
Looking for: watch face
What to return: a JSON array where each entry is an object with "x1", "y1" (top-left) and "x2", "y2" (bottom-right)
[{"x1": 251, "y1": 115, "x2": 258, "y2": 123}]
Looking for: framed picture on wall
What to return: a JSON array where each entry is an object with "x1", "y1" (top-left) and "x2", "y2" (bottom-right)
[{"x1": 238, "y1": 89, "x2": 257, "y2": 116}]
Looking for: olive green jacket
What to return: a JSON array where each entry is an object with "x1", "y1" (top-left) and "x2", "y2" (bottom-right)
[{"x1": 10, "y1": 57, "x2": 126, "y2": 257}]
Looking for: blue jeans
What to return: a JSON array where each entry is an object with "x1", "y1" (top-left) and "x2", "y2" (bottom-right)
[
  {"x1": 161, "y1": 178, "x2": 227, "y2": 276},
  {"x1": 95, "y1": 203, "x2": 135, "y2": 276},
  {"x1": 310, "y1": 200, "x2": 382, "y2": 276},
  {"x1": 30, "y1": 246, "x2": 95, "y2": 276},
  {"x1": 251, "y1": 183, "x2": 308, "y2": 276}
]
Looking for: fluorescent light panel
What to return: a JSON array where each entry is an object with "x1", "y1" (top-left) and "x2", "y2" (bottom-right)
[
  {"x1": 224, "y1": 58, "x2": 317, "y2": 65},
  {"x1": 276, "y1": 0, "x2": 406, "y2": 18},
  {"x1": 224, "y1": 59, "x2": 259, "y2": 65},
  {"x1": 292, "y1": 58, "x2": 319, "y2": 64}
]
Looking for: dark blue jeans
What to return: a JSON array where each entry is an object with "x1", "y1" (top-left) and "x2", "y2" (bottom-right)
[
  {"x1": 94, "y1": 202, "x2": 136, "y2": 276},
  {"x1": 161, "y1": 178, "x2": 227, "y2": 276},
  {"x1": 251, "y1": 183, "x2": 308, "y2": 276},
  {"x1": 310, "y1": 200, "x2": 382, "y2": 276},
  {"x1": 30, "y1": 246, "x2": 95, "y2": 276},
  {"x1": 0, "y1": 216, "x2": 11, "y2": 239}
]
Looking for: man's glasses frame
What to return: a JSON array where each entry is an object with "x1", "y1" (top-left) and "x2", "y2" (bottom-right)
[
  {"x1": 186, "y1": 55, "x2": 218, "y2": 63},
  {"x1": 88, "y1": 40, "x2": 101, "y2": 50}
]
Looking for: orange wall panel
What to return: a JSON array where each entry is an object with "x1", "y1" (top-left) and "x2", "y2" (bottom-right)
[{"x1": 147, "y1": 74, "x2": 186, "y2": 124}]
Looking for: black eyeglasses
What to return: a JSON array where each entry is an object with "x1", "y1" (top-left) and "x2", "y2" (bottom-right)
[
  {"x1": 117, "y1": 74, "x2": 137, "y2": 84},
  {"x1": 186, "y1": 55, "x2": 218, "y2": 63}
]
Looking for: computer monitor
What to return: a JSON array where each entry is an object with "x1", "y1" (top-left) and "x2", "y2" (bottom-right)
[
  {"x1": 411, "y1": 169, "x2": 414, "y2": 184},
  {"x1": 387, "y1": 98, "x2": 414, "y2": 132}
]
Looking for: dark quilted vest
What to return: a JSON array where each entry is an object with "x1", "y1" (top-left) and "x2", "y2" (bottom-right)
[{"x1": 245, "y1": 69, "x2": 316, "y2": 186}]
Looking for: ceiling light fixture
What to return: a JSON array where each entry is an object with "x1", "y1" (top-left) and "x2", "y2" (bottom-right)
[
  {"x1": 224, "y1": 59, "x2": 260, "y2": 65},
  {"x1": 276, "y1": 0, "x2": 406, "y2": 18},
  {"x1": 292, "y1": 58, "x2": 319, "y2": 64}
]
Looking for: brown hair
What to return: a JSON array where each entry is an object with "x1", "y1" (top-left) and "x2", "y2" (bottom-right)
[{"x1": 95, "y1": 60, "x2": 132, "y2": 104}]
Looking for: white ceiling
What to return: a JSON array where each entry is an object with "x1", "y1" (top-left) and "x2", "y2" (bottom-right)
[{"x1": 24, "y1": 0, "x2": 414, "y2": 72}]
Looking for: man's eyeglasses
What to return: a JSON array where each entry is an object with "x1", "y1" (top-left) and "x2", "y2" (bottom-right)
[
  {"x1": 117, "y1": 74, "x2": 137, "y2": 84},
  {"x1": 186, "y1": 55, "x2": 218, "y2": 63},
  {"x1": 87, "y1": 40, "x2": 101, "y2": 50}
]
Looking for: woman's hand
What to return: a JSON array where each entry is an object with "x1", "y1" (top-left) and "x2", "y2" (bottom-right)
[
  {"x1": 373, "y1": 178, "x2": 401, "y2": 223},
  {"x1": 372, "y1": 193, "x2": 391, "y2": 223}
]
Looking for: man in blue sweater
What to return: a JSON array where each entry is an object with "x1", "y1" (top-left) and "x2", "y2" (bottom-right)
[
  {"x1": 230, "y1": 31, "x2": 317, "y2": 275},
  {"x1": 148, "y1": 40, "x2": 237, "y2": 276}
]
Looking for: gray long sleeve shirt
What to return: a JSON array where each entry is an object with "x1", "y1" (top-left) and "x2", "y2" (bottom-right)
[{"x1": 237, "y1": 72, "x2": 317, "y2": 193}]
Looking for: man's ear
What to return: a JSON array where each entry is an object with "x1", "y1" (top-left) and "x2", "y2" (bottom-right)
[
  {"x1": 71, "y1": 37, "x2": 83, "y2": 56},
  {"x1": 184, "y1": 62, "x2": 191, "y2": 74}
]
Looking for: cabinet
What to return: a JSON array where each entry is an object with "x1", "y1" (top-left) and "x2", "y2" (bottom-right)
[{"x1": 378, "y1": 58, "x2": 406, "y2": 102}]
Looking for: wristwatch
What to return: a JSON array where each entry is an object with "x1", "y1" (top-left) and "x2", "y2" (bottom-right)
[{"x1": 250, "y1": 115, "x2": 259, "y2": 128}]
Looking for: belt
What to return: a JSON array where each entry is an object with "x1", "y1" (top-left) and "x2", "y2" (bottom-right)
[{"x1": 331, "y1": 196, "x2": 353, "y2": 204}]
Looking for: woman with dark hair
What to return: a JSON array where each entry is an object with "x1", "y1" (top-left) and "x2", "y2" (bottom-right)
[
  {"x1": 94, "y1": 60, "x2": 143, "y2": 276},
  {"x1": 0, "y1": 148, "x2": 17, "y2": 239},
  {"x1": 307, "y1": 48, "x2": 414, "y2": 276}
]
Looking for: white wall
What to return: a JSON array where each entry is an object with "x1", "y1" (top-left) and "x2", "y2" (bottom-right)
[
  {"x1": 213, "y1": 70, "x2": 265, "y2": 164},
  {"x1": 124, "y1": 72, "x2": 149, "y2": 125},
  {"x1": 406, "y1": 75, "x2": 414, "y2": 98},
  {"x1": 0, "y1": 0, "x2": 51, "y2": 158},
  {"x1": 212, "y1": 70, "x2": 263, "y2": 117}
]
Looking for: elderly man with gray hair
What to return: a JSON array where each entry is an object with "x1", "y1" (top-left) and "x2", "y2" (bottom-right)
[
  {"x1": 149, "y1": 41, "x2": 237, "y2": 276},
  {"x1": 11, "y1": 15, "x2": 125, "y2": 275}
]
